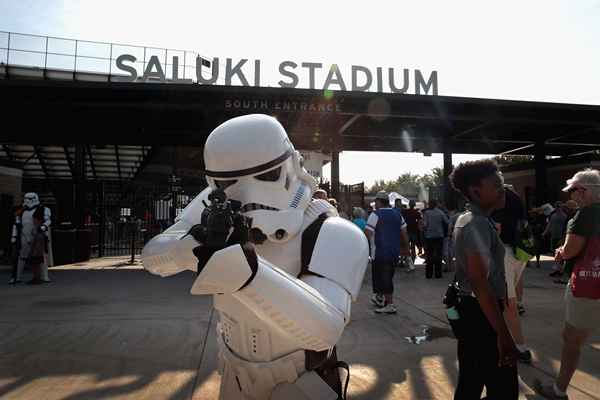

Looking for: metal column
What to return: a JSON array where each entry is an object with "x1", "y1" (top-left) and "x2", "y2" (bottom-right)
[
  {"x1": 331, "y1": 149, "x2": 340, "y2": 200},
  {"x1": 74, "y1": 144, "x2": 86, "y2": 228},
  {"x1": 443, "y1": 144, "x2": 454, "y2": 208},
  {"x1": 98, "y1": 181, "x2": 105, "y2": 257},
  {"x1": 534, "y1": 140, "x2": 547, "y2": 206}
]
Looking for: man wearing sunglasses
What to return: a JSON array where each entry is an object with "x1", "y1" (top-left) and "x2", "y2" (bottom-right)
[{"x1": 536, "y1": 169, "x2": 600, "y2": 400}]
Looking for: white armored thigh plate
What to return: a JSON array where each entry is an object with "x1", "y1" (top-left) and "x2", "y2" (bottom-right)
[{"x1": 306, "y1": 217, "x2": 369, "y2": 300}]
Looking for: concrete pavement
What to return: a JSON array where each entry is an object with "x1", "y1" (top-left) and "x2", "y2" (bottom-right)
[{"x1": 1, "y1": 256, "x2": 598, "y2": 399}]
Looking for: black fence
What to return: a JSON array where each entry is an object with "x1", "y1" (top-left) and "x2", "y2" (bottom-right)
[
  {"x1": 26, "y1": 181, "x2": 203, "y2": 265},
  {"x1": 319, "y1": 182, "x2": 365, "y2": 214},
  {"x1": 91, "y1": 183, "x2": 194, "y2": 259}
]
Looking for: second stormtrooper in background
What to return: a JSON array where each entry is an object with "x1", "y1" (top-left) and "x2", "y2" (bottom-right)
[{"x1": 142, "y1": 114, "x2": 369, "y2": 399}]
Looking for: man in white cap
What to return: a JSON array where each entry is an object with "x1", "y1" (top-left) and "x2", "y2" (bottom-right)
[{"x1": 536, "y1": 168, "x2": 600, "y2": 400}]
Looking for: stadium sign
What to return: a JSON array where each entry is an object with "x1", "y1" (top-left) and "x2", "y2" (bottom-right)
[{"x1": 115, "y1": 55, "x2": 438, "y2": 95}]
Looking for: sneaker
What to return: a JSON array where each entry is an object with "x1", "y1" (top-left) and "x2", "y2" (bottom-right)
[
  {"x1": 533, "y1": 379, "x2": 569, "y2": 399},
  {"x1": 518, "y1": 349, "x2": 532, "y2": 363},
  {"x1": 549, "y1": 270, "x2": 562, "y2": 277},
  {"x1": 406, "y1": 265, "x2": 416, "y2": 273},
  {"x1": 370, "y1": 294, "x2": 384, "y2": 307},
  {"x1": 374, "y1": 303, "x2": 397, "y2": 314},
  {"x1": 41, "y1": 279, "x2": 52, "y2": 284},
  {"x1": 518, "y1": 304, "x2": 526, "y2": 316},
  {"x1": 8, "y1": 278, "x2": 22, "y2": 285}
]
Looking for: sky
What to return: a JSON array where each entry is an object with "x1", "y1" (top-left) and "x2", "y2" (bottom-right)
[{"x1": 2, "y1": 0, "x2": 599, "y2": 187}]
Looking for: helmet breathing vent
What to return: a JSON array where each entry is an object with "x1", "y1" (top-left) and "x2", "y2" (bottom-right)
[{"x1": 289, "y1": 183, "x2": 306, "y2": 209}]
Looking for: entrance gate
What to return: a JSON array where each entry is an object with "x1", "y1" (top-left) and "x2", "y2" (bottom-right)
[
  {"x1": 20, "y1": 180, "x2": 199, "y2": 265},
  {"x1": 87, "y1": 182, "x2": 194, "y2": 259}
]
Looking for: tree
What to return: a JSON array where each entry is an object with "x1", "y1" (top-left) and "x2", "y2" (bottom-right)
[
  {"x1": 368, "y1": 174, "x2": 421, "y2": 193},
  {"x1": 367, "y1": 168, "x2": 444, "y2": 193},
  {"x1": 418, "y1": 167, "x2": 444, "y2": 188}
]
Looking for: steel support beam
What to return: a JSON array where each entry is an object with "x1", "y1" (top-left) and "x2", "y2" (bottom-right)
[
  {"x1": 2, "y1": 144, "x2": 14, "y2": 161},
  {"x1": 331, "y1": 149, "x2": 340, "y2": 201},
  {"x1": 33, "y1": 145, "x2": 50, "y2": 179},
  {"x1": 74, "y1": 144, "x2": 86, "y2": 228},
  {"x1": 534, "y1": 140, "x2": 547, "y2": 207},
  {"x1": 133, "y1": 146, "x2": 157, "y2": 181},
  {"x1": 443, "y1": 140, "x2": 455, "y2": 209},
  {"x1": 63, "y1": 145, "x2": 74, "y2": 177},
  {"x1": 499, "y1": 143, "x2": 536, "y2": 156},
  {"x1": 452, "y1": 121, "x2": 495, "y2": 139},
  {"x1": 115, "y1": 145, "x2": 122, "y2": 181},
  {"x1": 545, "y1": 127, "x2": 600, "y2": 144},
  {"x1": 546, "y1": 142, "x2": 600, "y2": 148},
  {"x1": 338, "y1": 114, "x2": 361, "y2": 134},
  {"x1": 86, "y1": 144, "x2": 97, "y2": 180}
]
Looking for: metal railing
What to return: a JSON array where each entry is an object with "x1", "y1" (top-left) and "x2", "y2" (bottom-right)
[{"x1": 0, "y1": 30, "x2": 224, "y2": 83}]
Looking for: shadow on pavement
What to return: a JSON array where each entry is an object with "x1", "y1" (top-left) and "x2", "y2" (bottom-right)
[{"x1": 0, "y1": 259, "x2": 598, "y2": 399}]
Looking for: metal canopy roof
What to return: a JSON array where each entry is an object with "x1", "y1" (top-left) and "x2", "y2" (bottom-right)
[
  {"x1": 0, "y1": 144, "x2": 152, "y2": 181},
  {"x1": 1, "y1": 79, "x2": 599, "y2": 157}
]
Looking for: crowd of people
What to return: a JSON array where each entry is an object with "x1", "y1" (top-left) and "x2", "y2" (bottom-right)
[
  {"x1": 7, "y1": 160, "x2": 599, "y2": 399},
  {"x1": 315, "y1": 164, "x2": 600, "y2": 400}
]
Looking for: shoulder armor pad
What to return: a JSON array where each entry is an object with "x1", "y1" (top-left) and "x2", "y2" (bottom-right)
[
  {"x1": 306, "y1": 217, "x2": 369, "y2": 300},
  {"x1": 304, "y1": 199, "x2": 338, "y2": 225}
]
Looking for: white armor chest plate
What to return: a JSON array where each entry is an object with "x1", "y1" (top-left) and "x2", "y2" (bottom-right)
[
  {"x1": 214, "y1": 234, "x2": 303, "y2": 362},
  {"x1": 19, "y1": 210, "x2": 36, "y2": 258},
  {"x1": 254, "y1": 233, "x2": 302, "y2": 277},
  {"x1": 21, "y1": 210, "x2": 35, "y2": 233}
]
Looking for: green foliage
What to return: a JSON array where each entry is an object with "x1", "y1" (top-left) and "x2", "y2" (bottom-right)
[{"x1": 367, "y1": 168, "x2": 445, "y2": 193}]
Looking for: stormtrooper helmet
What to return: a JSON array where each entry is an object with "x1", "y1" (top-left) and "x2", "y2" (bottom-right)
[
  {"x1": 23, "y1": 192, "x2": 40, "y2": 209},
  {"x1": 204, "y1": 114, "x2": 317, "y2": 243}
]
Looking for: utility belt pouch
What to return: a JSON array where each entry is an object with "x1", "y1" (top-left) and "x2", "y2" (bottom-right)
[{"x1": 442, "y1": 278, "x2": 465, "y2": 340}]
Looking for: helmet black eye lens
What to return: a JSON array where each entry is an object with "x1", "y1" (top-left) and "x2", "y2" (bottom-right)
[
  {"x1": 214, "y1": 179, "x2": 238, "y2": 189},
  {"x1": 255, "y1": 167, "x2": 281, "y2": 182}
]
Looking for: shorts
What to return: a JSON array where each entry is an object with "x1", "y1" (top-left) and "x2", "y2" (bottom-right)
[
  {"x1": 408, "y1": 231, "x2": 420, "y2": 244},
  {"x1": 372, "y1": 258, "x2": 397, "y2": 295},
  {"x1": 565, "y1": 282, "x2": 600, "y2": 331},
  {"x1": 504, "y1": 245, "x2": 526, "y2": 299}
]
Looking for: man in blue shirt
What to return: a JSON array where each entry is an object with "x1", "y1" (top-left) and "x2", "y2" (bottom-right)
[{"x1": 365, "y1": 191, "x2": 410, "y2": 313}]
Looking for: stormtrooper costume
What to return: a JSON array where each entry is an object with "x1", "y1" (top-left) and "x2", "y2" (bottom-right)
[
  {"x1": 142, "y1": 114, "x2": 369, "y2": 400},
  {"x1": 10, "y1": 193, "x2": 52, "y2": 283}
]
